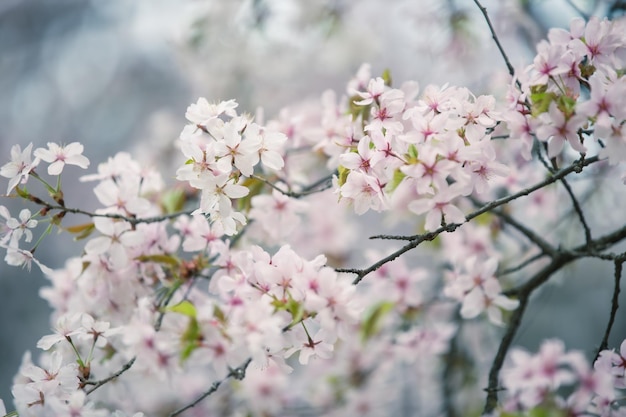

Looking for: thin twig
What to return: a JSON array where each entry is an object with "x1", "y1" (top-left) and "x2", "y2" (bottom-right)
[
  {"x1": 558, "y1": 177, "x2": 592, "y2": 245},
  {"x1": 472, "y1": 199, "x2": 557, "y2": 257},
  {"x1": 48, "y1": 205, "x2": 194, "y2": 225},
  {"x1": 84, "y1": 357, "x2": 136, "y2": 394},
  {"x1": 564, "y1": 0, "x2": 591, "y2": 19},
  {"x1": 168, "y1": 358, "x2": 252, "y2": 417},
  {"x1": 595, "y1": 254, "x2": 625, "y2": 360},
  {"x1": 369, "y1": 156, "x2": 599, "y2": 243},
  {"x1": 484, "y1": 252, "x2": 578, "y2": 414},
  {"x1": 498, "y1": 252, "x2": 547, "y2": 277},
  {"x1": 252, "y1": 172, "x2": 336, "y2": 199},
  {"x1": 472, "y1": 0, "x2": 516, "y2": 78},
  {"x1": 346, "y1": 157, "x2": 598, "y2": 283}
]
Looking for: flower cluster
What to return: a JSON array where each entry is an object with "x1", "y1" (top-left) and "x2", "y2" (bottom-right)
[
  {"x1": 500, "y1": 340, "x2": 626, "y2": 416},
  {"x1": 176, "y1": 98, "x2": 287, "y2": 235},
  {"x1": 504, "y1": 16, "x2": 626, "y2": 162},
  {"x1": 2, "y1": 8, "x2": 626, "y2": 417},
  {"x1": 314, "y1": 64, "x2": 509, "y2": 231}
]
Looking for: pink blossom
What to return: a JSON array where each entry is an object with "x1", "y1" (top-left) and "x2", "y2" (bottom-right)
[
  {"x1": 33, "y1": 142, "x2": 89, "y2": 175},
  {"x1": 0, "y1": 143, "x2": 39, "y2": 194}
]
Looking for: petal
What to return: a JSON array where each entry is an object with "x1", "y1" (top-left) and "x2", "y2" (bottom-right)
[{"x1": 47, "y1": 160, "x2": 65, "y2": 175}]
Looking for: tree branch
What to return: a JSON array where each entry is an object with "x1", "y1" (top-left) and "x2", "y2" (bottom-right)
[
  {"x1": 472, "y1": 0, "x2": 516, "y2": 78},
  {"x1": 558, "y1": 177, "x2": 592, "y2": 245},
  {"x1": 168, "y1": 358, "x2": 252, "y2": 417},
  {"x1": 595, "y1": 254, "x2": 625, "y2": 360},
  {"x1": 84, "y1": 357, "x2": 136, "y2": 394},
  {"x1": 346, "y1": 157, "x2": 599, "y2": 283}
]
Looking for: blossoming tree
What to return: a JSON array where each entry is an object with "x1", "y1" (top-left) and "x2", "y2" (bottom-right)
[{"x1": 1, "y1": 1, "x2": 626, "y2": 416}]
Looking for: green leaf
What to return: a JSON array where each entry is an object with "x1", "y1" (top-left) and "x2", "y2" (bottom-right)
[
  {"x1": 337, "y1": 165, "x2": 350, "y2": 188},
  {"x1": 15, "y1": 186, "x2": 31, "y2": 199},
  {"x1": 180, "y1": 318, "x2": 200, "y2": 362},
  {"x1": 348, "y1": 95, "x2": 371, "y2": 123},
  {"x1": 381, "y1": 68, "x2": 392, "y2": 87},
  {"x1": 287, "y1": 298, "x2": 304, "y2": 326},
  {"x1": 387, "y1": 169, "x2": 406, "y2": 193},
  {"x1": 360, "y1": 301, "x2": 395, "y2": 342},
  {"x1": 237, "y1": 176, "x2": 264, "y2": 213},
  {"x1": 64, "y1": 222, "x2": 95, "y2": 241},
  {"x1": 161, "y1": 188, "x2": 186, "y2": 214},
  {"x1": 135, "y1": 253, "x2": 180, "y2": 267},
  {"x1": 165, "y1": 300, "x2": 197, "y2": 318},
  {"x1": 213, "y1": 305, "x2": 226, "y2": 324},
  {"x1": 530, "y1": 89, "x2": 557, "y2": 117}
]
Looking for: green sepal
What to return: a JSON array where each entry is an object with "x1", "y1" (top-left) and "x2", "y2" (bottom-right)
[
  {"x1": 407, "y1": 144, "x2": 419, "y2": 162},
  {"x1": 15, "y1": 186, "x2": 31, "y2": 199}
]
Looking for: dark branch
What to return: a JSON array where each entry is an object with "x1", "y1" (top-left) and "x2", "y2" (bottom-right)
[
  {"x1": 347, "y1": 157, "x2": 599, "y2": 283},
  {"x1": 595, "y1": 254, "x2": 625, "y2": 360},
  {"x1": 472, "y1": 0, "x2": 516, "y2": 78},
  {"x1": 84, "y1": 357, "x2": 136, "y2": 394},
  {"x1": 168, "y1": 358, "x2": 252, "y2": 417},
  {"x1": 558, "y1": 177, "x2": 592, "y2": 245}
]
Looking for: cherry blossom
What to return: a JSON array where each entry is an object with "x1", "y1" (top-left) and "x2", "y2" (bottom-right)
[
  {"x1": 33, "y1": 142, "x2": 90, "y2": 176},
  {"x1": 0, "y1": 143, "x2": 39, "y2": 194}
]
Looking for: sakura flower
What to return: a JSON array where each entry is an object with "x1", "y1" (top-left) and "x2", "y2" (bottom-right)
[
  {"x1": 185, "y1": 97, "x2": 238, "y2": 127},
  {"x1": 37, "y1": 312, "x2": 83, "y2": 350},
  {"x1": 245, "y1": 124, "x2": 287, "y2": 171},
  {"x1": 285, "y1": 327, "x2": 334, "y2": 365},
  {"x1": 2, "y1": 208, "x2": 37, "y2": 246},
  {"x1": 536, "y1": 102, "x2": 587, "y2": 158},
  {"x1": 529, "y1": 40, "x2": 570, "y2": 86},
  {"x1": 207, "y1": 197, "x2": 247, "y2": 236},
  {"x1": 1, "y1": 245, "x2": 53, "y2": 275},
  {"x1": 195, "y1": 173, "x2": 249, "y2": 215},
  {"x1": 84, "y1": 218, "x2": 143, "y2": 268},
  {"x1": 339, "y1": 136, "x2": 381, "y2": 175},
  {"x1": 408, "y1": 183, "x2": 466, "y2": 231},
  {"x1": 460, "y1": 278, "x2": 519, "y2": 326},
  {"x1": 93, "y1": 177, "x2": 152, "y2": 216},
  {"x1": 47, "y1": 390, "x2": 108, "y2": 417},
  {"x1": 33, "y1": 142, "x2": 89, "y2": 175},
  {"x1": 214, "y1": 117, "x2": 259, "y2": 177},
  {"x1": 340, "y1": 171, "x2": 388, "y2": 215},
  {"x1": 17, "y1": 350, "x2": 79, "y2": 396},
  {"x1": 249, "y1": 189, "x2": 307, "y2": 242},
  {"x1": 0, "y1": 142, "x2": 39, "y2": 194}
]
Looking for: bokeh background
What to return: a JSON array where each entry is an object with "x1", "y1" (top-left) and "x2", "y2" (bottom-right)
[{"x1": 1, "y1": 0, "x2": 625, "y2": 408}]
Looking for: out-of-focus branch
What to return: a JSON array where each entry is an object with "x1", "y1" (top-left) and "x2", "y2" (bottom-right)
[
  {"x1": 472, "y1": 0, "x2": 516, "y2": 78},
  {"x1": 595, "y1": 254, "x2": 625, "y2": 360},
  {"x1": 83, "y1": 357, "x2": 136, "y2": 395},
  {"x1": 169, "y1": 358, "x2": 252, "y2": 417}
]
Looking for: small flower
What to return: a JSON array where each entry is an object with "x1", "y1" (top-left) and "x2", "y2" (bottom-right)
[
  {"x1": 34, "y1": 142, "x2": 90, "y2": 175},
  {"x1": 4, "y1": 208, "x2": 38, "y2": 246},
  {"x1": 0, "y1": 143, "x2": 39, "y2": 194}
]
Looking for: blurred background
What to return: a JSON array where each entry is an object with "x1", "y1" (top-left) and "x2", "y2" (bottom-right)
[{"x1": 1, "y1": 0, "x2": 625, "y2": 408}]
